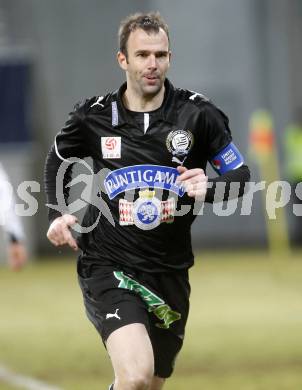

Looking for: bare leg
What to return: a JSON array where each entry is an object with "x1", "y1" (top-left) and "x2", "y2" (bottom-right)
[
  {"x1": 106, "y1": 323, "x2": 154, "y2": 390},
  {"x1": 150, "y1": 376, "x2": 165, "y2": 390}
]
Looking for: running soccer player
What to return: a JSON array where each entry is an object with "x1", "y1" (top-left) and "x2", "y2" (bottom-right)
[
  {"x1": 44, "y1": 12, "x2": 250, "y2": 390},
  {"x1": 0, "y1": 162, "x2": 27, "y2": 270}
]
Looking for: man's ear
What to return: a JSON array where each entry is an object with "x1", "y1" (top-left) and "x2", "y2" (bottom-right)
[
  {"x1": 168, "y1": 50, "x2": 172, "y2": 68},
  {"x1": 117, "y1": 51, "x2": 127, "y2": 70}
]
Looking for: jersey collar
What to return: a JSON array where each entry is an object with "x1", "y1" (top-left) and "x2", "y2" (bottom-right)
[{"x1": 111, "y1": 78, "x2": 178, "y2": 128}]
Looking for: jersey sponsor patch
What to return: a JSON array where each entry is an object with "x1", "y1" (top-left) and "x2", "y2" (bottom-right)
[
  {"x1": 104, "y1": 165, "x2": 185, "y2": 200},
  {"x1": 119, "y1": 190, "x2": 175, "y2": 230},
  {"x1": 210, "y1": 142, "x2": 244, "y2": 174},
  {"x1": 101, "y1": 136, "x2": 121, "y2": 159},
  {"x1": 166, "y1": 130, "x2": 194, "y2": 165}
]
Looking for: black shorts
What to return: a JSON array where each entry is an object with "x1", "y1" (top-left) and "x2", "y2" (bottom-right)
[{"x1": 77, "y1": 259, "x2": 190, "y2": 378}]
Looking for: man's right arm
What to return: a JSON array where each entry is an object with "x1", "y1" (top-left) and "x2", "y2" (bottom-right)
[
  {"x1": 44, "y1": 101, "x2": 89, "y2": 250},
  {"x1": 44, "y1": 146, "x2": 79, "y2": 250}
]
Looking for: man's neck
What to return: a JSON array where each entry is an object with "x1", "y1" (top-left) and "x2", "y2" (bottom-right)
[{"x1": 122, "y1": 86, "x2": 165, "y2": 112}]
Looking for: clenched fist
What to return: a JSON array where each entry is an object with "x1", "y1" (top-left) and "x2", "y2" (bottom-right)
[{"x1": 176, "y1": 166, "x2": 208, "y2": 201}]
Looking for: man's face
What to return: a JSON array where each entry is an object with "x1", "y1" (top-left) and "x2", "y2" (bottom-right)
[{"x1": 118, "y1": 28, "x2": 171, "y2": 98}]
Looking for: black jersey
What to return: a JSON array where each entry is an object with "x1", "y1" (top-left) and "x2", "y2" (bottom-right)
[{"x1": 50, "y1": 79, "x2": 238, "y2": 272}]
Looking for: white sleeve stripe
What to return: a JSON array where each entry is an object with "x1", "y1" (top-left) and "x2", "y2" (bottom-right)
[{"x1": 54, "y1": 136, "x2": 70, "y2": 163}]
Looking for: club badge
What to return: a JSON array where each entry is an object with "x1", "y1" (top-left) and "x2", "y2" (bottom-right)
[{"x1": 166, "y1": 130, "x2": 194, "y2": 165}]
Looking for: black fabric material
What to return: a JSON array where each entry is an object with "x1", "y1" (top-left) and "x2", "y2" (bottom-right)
[
  {"x1": 44, "y1": 79, "x2": 250, "y2": 272},
  {"x1": 77, "y1": 259, "x2": 189, "y2": 377},
  {"x1": 205, "y1": 164, "x2": 250, "y2": 203},
  {"x1": 44, "y1": 146, "x2": 74, "y2": 222}
]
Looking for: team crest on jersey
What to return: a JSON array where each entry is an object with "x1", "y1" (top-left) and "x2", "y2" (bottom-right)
[
  {"x1": 101, "y1": 137, "x2": 121, "y2": 159},
  {"x1": 119, "y1": 190, "x2": 175, "y2": 230},
  {"x1": 166, "y1": 130, "x2": 194, "y2": 165}
]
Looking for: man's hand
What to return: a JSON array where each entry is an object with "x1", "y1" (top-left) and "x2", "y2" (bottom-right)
[
  {"x1": 8, "y1": 242, "x2": 28, "y2": 271},
  {"x1": 176, "y1": 166, "x2": 208, "y2": 200},
  {"x1": 47, "y1": 214, "x2": 78, "y2": 251}
]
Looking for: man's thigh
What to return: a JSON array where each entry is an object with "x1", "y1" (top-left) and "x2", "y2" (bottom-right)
[{"x1": 106, "y1": 323, "x2": 154, "y2": 379}]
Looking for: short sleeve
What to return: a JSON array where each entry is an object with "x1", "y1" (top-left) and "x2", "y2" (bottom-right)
[{"x1": 55, "y1": 101, "x2": 89, "y2": 161}]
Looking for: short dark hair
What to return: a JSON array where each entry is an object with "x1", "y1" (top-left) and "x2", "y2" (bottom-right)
[{"x1": 118, "y1": 12, "x2": 170, "y2": 57}]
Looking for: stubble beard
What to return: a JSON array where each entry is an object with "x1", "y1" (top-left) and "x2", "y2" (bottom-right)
[{"x1": 138, "y1": 75, "x2": 165, "y2": 100}]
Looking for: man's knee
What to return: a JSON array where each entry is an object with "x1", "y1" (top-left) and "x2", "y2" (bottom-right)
[{"x1": 116, "y1": 368, "x2": 154, "y2": 390}]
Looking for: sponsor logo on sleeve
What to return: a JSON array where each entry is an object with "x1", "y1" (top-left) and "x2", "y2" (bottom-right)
[{"x1": 210, "y1": 142, "x2": 244, "y2": 174}]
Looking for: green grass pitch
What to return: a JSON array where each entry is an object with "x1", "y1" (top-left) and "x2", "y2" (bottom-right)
[{"x1": 1, "y1": 250, "x2": 302, "y2": 389}]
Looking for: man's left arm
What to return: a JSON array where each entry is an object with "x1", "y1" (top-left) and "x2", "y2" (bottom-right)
[
  {"x1": 204, "y1": 140, "x2": 250, "y2": 202},
  {"x1": 177, "y1": 162, "x2": 250, "y2": 203},
  {"x1": 176, "y1": 103, "x2": 250, "y2": 202}
]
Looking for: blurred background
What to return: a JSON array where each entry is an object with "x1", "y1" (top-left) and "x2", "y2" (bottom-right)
[{"x1": 0, "y1": 1, "x2": 302, "y2": 389}]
